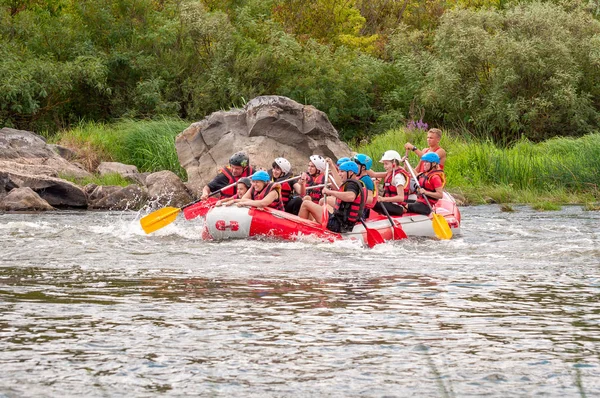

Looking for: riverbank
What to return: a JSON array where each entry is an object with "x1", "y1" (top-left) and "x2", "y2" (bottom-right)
[{"x1": 47, "y1": 119, "x2": 600, "y2": 210}]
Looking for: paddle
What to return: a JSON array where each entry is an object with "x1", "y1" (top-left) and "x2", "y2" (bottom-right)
[
  {"x1": 140, "y1": 181, "x2": 237, "y2": 234},
  {"x1": 403, "y1": 159, "x2": 452, "y2": 240},
  {"x1": 321, "y1": 163, "x2": 330, "y2": 229},
  {"x1": 380, "y1": 202, "x2": 408, "y2": 240},
  {"x1": 359, "y1": 219, "x2": 385, "y2": 248}
]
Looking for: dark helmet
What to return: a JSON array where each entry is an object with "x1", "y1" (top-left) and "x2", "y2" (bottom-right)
[
  {"x1": 229, "y1": 152, "x2": 249, "y2": 168},
  {"x1": 238, "y1": 177, "x2": 251, "y2": 188}
]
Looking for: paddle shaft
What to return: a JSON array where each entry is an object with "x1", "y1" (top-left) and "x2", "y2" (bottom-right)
[{"x1": 404, "y1": 159, "x2": 435, "y2": 211}]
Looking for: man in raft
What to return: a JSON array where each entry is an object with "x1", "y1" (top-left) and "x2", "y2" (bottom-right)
[
  {"x1": 404, "y1": 128, "x2": 447, "y2": 173},
  {"x1": 200, "y1": 151, "x2": 254, "y2": 200},
  {"x1": 298, "y1": 161, "x2": 366, "y2": 233}
]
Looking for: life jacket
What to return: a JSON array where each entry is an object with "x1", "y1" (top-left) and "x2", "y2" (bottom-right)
[
  {"x1": 307, "y1": 172, "x2": 325, "y2": 203},
  {"x1": 417, "y1": 169, "x2": 446, "y2": 206},
  {"x1": 416, "y1": 148, "x2": 445, "y2": 172},
  {"x1": 219, "y1": 165, "x2": 254, "y2": 198},
  {"x1": 270, "y1": 171, "x2": 294, "y2": 206},
  {"x1": 383, "y1": 168, "x2": 411, "y2": 205},
  {"x1": 359, "y1": 175, "x2": 378, "y2": 210},
  {"x1": 334, "y1": 179, "x2": 366, "y2": 230},
  {"x1": 250, "y1": 182, "x2": 284, "y2": 211}
]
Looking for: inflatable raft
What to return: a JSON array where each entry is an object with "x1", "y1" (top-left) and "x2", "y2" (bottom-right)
[{"x1": 185, "y1": 192, "x2": 461, "y2": 244}]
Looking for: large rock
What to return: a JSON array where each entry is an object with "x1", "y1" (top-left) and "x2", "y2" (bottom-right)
[
  {"x1": 0, "y1": 166, "x2": 87, "y2": 207},
  {"x1": 86, "y1": 184, "x2": 148, "y2": 210},
  {"x1": 97, "y1": 161, "x2": 139, "y2": 177},
  {"x1": 175, "y1": 96, "x2": 352, "y2": 194},
  {"x1": 0, "y1": 128, "x2": 92, "y2": 179},
  {"x1": 145, "y1": 170, "x2": 193, "y2": 207},
  {"x1": 0, "y1": 187, "x2": 55, "y2": 211}
]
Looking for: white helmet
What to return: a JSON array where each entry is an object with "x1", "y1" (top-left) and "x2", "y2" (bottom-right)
[
  {"x1": 309, "y1": 155, "x2": 327, "y2": 172},
  {"x1": 380, "y1": 150, "x2": 402, "y2": 163},
  {"x1": 274, "y1": 157, "x2": 292, "y2": 174}
]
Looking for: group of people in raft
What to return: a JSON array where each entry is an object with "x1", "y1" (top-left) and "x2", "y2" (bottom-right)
[{"x1": 199, "y1": 128, "x2": 447, "y2": 234}]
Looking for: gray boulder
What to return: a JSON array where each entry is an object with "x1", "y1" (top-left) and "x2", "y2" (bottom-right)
[
  {"x1": 175, "y1": 95, "x2": 352, "y2": 194},
  {"x1": 86, "y1": 184, "x2": 148, "y2": 210},
  {"x1": 145, "y1": 170, "x2": 193, "y2": 207},
  {"x1": 0, "y1": 128, "x2": 92, "y2": 179},
  {"x1": 0, "y1": 187, "x2": 55, "y2": 211},
  {"x1": 97, "y1": 161, "x2": 139, "y2": 177}
]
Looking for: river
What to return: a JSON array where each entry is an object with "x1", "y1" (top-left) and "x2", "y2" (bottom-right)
[{"x1": 1, "y1": 205, "x2": 599, "y2": 397}]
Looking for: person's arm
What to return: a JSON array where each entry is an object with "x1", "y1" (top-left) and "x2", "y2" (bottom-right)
[
  {"x1": 323, "y1": 186, "x2": 356, "y2": 203},
  {"x1": 201, "y1": 173, "x2": 229, "y2": 200},
  {"x1": 405, "y1": 142, "x2": 424, "y2": 158},
  {"x1": 436, "y1": 148, "x2": 447, "y2": 166},
  {"x1": 238, "y1": 190, "x2": 279, "y2": 208},
  {"x1": 367, "y1": 170, "x2": 386, "y2": 179}
]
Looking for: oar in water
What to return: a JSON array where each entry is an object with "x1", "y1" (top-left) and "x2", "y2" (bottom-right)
[
  {"x1": 140, "y1": 181, "x2": 237, "y2": 234},
  {"x1": 380, "y1": 203, "x2": 408, "y2": 240},
  {"x1": 403, "y1": 159, "x2": 452, "y2": 240},
  {"x1": 359, "y1": 219, "x2": 385, "y2": 248}
]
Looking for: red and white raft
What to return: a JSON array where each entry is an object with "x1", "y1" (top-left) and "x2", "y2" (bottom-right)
[{"x1": 184, "y1": 192, "x2": 461, "y2": 244}]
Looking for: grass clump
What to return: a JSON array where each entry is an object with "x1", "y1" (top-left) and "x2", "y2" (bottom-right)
[
  {"x1": 531, "y1": 202, "x2": 562, "y2": 211},
  {"x1": 60, "y1": 173, "x2": 131, "y2": 187},
  {"x1": 49, "y1": 118, "x2": 189, "y2": 179}
]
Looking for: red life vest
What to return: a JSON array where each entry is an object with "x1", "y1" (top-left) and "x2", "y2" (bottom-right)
[
  {"x1": 334, "y1": 179, "x2": 366, "y2": 228},
  {"x1": 219, "y1": 166, "x2": 254, "y2": 198},
  {"x1": 383, "y1": 168, "x2": 411, "y2": 205},
  {"x1": 417, "y1": 169, "x2": 446, "y2": 206},
  {"x1": 250, "y1": 182, "x2": 284, "y2": 211},
  {"x1": 307, "y1": 173, "x2": 325, "y2": 203}
]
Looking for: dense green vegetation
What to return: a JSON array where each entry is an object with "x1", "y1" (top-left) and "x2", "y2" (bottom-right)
[{"x1": 2, "y1": 0, "x2": 600, "y2": 142}]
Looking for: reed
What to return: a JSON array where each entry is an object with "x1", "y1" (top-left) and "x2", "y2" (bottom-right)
[{"x1": 59, "y1": 172, "x2": 131, "y2": 187}]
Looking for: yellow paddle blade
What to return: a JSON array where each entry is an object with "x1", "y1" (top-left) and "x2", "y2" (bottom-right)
[
  {"x1": 432, "y1": 213, "x2": 453, "y2": 240},
  {"x1": 140, "y1": 207, "x2": 181, "y2": 234}
]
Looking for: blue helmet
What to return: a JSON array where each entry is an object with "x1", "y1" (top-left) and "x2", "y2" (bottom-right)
[
  {"x1": 353, "y1": 153, "x2": 373, "y2": 170},
  {"x1": 421, "y1": 152, "x2": 440, "y2": 164},
  {"x1": 336, "y1": 157, "x2": 351, "y2": 166},
  {"x1": 251, "y1": 170, "x2": 270, "y2": 182},
  {"x1": 339, "y1": 161, "x2": 359, "y2": 175}
]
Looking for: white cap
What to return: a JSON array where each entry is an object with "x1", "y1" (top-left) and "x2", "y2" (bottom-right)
[
  {"x1": 379, "y1": 150, "x2": 402, "y2": 162},
  {"x1": 309, "y1": 155, "x2": 327, "y2": 172}
]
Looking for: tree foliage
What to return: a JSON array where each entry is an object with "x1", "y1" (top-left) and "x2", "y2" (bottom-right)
[{"x1": 1, "y1": 0, "x2": 600, "y2": 143}]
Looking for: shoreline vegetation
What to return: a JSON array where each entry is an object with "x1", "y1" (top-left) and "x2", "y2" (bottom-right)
[{"x1": 49, "y1": 118, "x2": 600, "y2": 210}]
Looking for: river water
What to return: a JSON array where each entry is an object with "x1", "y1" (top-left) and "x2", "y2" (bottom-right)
[{"x1": 1, "y1": 205, "x2": 599, "y2": 397}]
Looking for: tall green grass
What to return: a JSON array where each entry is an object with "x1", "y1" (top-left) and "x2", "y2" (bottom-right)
[
  {"x1": 50, "y1": 118, "x2": 189, "y2": 179},
  {"x1": 356, "y1": 129, "x2": 600, "y2": 204}
]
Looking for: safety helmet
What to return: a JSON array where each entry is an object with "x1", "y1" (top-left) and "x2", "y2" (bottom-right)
[
  {"x1": 309, "y1": 155, "x2": 327, "y2": 172},
  {"x1": 273, "y1": 157, "x2": 292, "y2": 174},
  {"x1": 421, "y1": 152, "x2": 440, "y2": 164},
  {"x1": 251, "y1": 170, "x2": 270, "y2": 182},
  {"x1": 338, "y1": 161, "x2": 359, "y2": 175},
  {"x1": 336, "y1": 157, "x2": 351, "y2": 166},
  {"x1": 237, "y1": 177, "x2": 251, "y2": 188},
  {"x1": 229, "y1": 151, "x2": 249, "y2": 168},
  {"x1": 379, "y1": 150, "x2": 402, "y2": 163},
  {"x1": 353, "y1": 153, "x2": 373, "y2": 170}
]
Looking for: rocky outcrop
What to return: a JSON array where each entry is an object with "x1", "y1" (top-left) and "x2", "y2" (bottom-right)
[
  {"x1": 145, "y1": 170, "x2": 193, "y2": 207},
  {"x1": 175, "y1": 95, "x2": 352, "y2": 194},
  {"x1": 0, "y1": 187, "x2": 55, "y2": 211},
  {"x1": 86, "y1": 184, "x2": 148, "y2": 210},
  {"x1": 0, "y1": 128, "x2": 92, "y2": 179}
]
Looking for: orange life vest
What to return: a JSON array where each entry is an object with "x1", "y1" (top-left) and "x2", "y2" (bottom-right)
[{"x1": 383, "y1": 168, "x2": 411, "y2": 205}]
